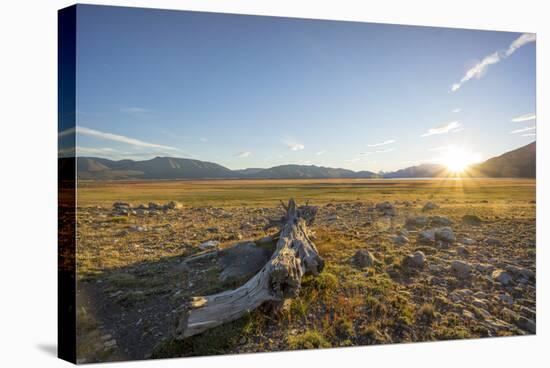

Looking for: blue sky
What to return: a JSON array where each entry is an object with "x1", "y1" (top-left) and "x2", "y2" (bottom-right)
[{"x1": 67, "y1": 4, "x2": 536, "y2": 172}]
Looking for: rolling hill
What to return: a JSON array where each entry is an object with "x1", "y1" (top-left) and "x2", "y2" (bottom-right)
[{"x1": 470, "y1": 141, "x2": 536, "y2": 178}]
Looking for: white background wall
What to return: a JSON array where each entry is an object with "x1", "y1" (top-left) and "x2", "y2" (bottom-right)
[{"x1": 0, "y1": 0, "x2": 547, "y2": 367}]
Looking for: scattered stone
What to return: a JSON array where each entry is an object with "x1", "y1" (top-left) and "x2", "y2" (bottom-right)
[
  {"x1": 475, "y1": 263, "x2": 494, "y2": 273},
  {"x1": 418, "y1": 230, "x2": 435, "y2": 244},
  {"x1": 375, "y1": 202, "x2": 396, "y2": 216},
  {"x1": 499, "y1": 294, "x2": 514, "y2": 306},
  {"x1": 391, "y1": 234, "x2": 409, "y2": 245},
  {"x1": 456, "y1": 246, "x2": 469, "y2": 255},
  {"x1": 430, "y1": 216, "x2": 453, "y2": 226},
  {"x1": 506, "y1": 265, "x2": 535, "y2": 280},
  {"x1": 435, "y1": 227, "x2": 455, "y2": 243},
  {"x1": 164, "y1": 201, "x2": 183, "y2": 210},
  {"x1": 422, "y1": 201, "x2": 438, "y2": 211},
  {"x1": 462, "y1": 214, "x2": 482, "y2": 226},
  {"x1": 113, "y1": 202, "x2": 130, "y2": 209},
  {"x1": 520, "y1": 306, "x2": 536, "y2": 320},
  {"x1": 516, "y1": 316, "x2": 536, "y2": 333},
  {"x1": 462, "y1": 237, "x2": 476, "y2": 245},
  {"x1": 485, "y1": 237, "x2": 502, "y2": 246},
  {"x1": 199, "y1": 240, "x2": 220, "y2": 251},
  {"x1": 492, "y1": 269, "x2": 513, "y2": 285},
  {"x1": 406, "y1": 216, "x2": 429, "y2": 228},
  {"x1": 451, "y1": 260, "x2": 472, "y2": 278},
  {"x1": 128, "y1": 225, "x2": 146, "y2": 232},
  {"x1": 353, "y1": 249, "x2": 376, "y2": 268},
  {"x1": 327, "y1": 214, "x2": 339, "y2": 221},
  {"x1": 411, "y1": 251, "x2": 426, "y2": 267},
  {"x1": 148, "y1": 202, "x2": 162, "y2": 210}
]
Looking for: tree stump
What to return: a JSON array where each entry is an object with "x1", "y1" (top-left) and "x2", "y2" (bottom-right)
[{"x1": 174, "y1": 199, "x2": 324, "y2": 339}]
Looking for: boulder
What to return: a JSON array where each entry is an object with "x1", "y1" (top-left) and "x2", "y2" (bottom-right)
[
  {"x1": 218, "y1": 242, "x2": 273, "y2": 282},
  {"x1": 451, "y1": 260, "x2": 472, "y2": 278},
  {"x1": 375, "y1": 201, "x2": 396, "y2": 216},
  {"x1": 391, "y1": 234, "x2": 410, "y2": 245},
  {"x1": 353, "y1": 249, "x2": 376, "y2": 268},
  {"x1": 435, "y1": 227, "x2": 455, "y2": 243},
  {"x1": 430, "y1": 216, "x2": 453, "y2": 226},
  {"x1": 411, "y1": 251, "x2": 426, "y2": 267},
  {"x1": 418, "y1": 230, "x2": 435, "y2": 244},
  {"x1": 406, "y1": 216, "x2": 429, "y2": 228},
  {"x1": 492, "y1": 269, "x2": 513, "y2": 285}
]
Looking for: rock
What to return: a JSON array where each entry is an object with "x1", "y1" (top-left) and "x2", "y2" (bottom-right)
[
  {"x1": 516, "y1": 316, "x2": 536, "y2": 334},
  {"x1": 505, "y1": 265, "x2": 535, "y2": 280},
  {"x1": 456, "y1": 246, "x2": 468, "y2": 255},
  {"x1": 430, "y1": 216, "x2": 453, "y2": 226},
  {"x1": 485, "y1": 237, "x2": 502, "y2": 246},
  {"x1": 418, "y1": 230, "x2": 435, "y2": 244},
  {"x1": 451, "y1": 260, "x2": 472, "y2": 278},
  {"x1": 492, "y1": 269, "x2": 513, "y2": 285},
  {"x1": 474, "y1": 263, "x2": 494, "y2": 273},
  {"x1": 128, "y1": 225, "x2": 146, "y2": 232},
  {"x1": 375, "y1": 202, "x2": 396, "y2": 216},
  {"x1": 199, "y1": 240, "x2": 220, "y2": 251},
  {"x1": 218, "y1": 242, "x2": 273, "y2": 282},
  {"x1": 353, "y1": 249, "x2": 376, "y2": 268},
  {"x1": 104, "y1": 339, "x2": 117, "y2": 348},
  {"x1": 498, "y1": 294, "x2": 514, "y2": 306},
  {"x1": 113, "y1": 201, "x2": 130, "y2": 209},
  {"x1": 435, "y1": 227, "x2": 455, "y2": 243},
  {"x1": 520, "y1": 306, "x2": 536, "y2": 320},
  {"x1": 327, "y1": 214, "x2": 339, "y2": 221},
  {"x1": 472, "y1": 298, "x2": 489, "y2": 309},
  {"x1": 462, "y1": 214, "x2": 482, "y2": 226},
  {"x1": 462, "y1": 237, "x2": 476, "y2": 245},
  {"x1": 422, "y1": 201, "x2": 438, "y2": 211},
  {"x1": 406, "y1": 216, "x2": 429, "y2": 228},
  {"x1": 391, "y1": 234, "x2": 409, "y2": 245},
  {"x1": 164, "y1": 201, "x2": 183, "y2": 210},
  {"x1": 411, "y1": 251, "x2": 426, "y2": 267},
  {"x1": 148, "y1": 202, "x2": 162, "y2": 210}
]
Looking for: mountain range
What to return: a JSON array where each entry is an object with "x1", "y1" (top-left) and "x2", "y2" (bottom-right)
[{"x1": 74, "y1": 142, "x2": 535, "y2": 180}]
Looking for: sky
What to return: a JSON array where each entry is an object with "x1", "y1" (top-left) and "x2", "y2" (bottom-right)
[{"x1": 64, "y1": 4, "x2": 536, "y2": 172}]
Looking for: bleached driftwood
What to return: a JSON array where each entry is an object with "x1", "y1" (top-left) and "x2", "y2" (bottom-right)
[{"x1": 174, "y1": 199, "x2": 324, "y2": 339}]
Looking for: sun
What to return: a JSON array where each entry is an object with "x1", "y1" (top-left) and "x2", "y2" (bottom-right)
[{"x1": 441, "y1": 147, "x2": 482, "y2": 173}]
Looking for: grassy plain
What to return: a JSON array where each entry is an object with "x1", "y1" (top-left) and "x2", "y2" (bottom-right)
[{"x1": 75, "y1": 178, "x2": 536, "y2": 363}]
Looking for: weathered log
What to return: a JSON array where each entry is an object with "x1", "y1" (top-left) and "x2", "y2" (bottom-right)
[{"x1": 174, "y1": 199, "x2": 324, "y2": 339}]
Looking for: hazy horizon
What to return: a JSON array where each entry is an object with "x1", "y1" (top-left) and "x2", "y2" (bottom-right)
[{"x1": 59, "y1": 5, "x2": 536, "y2": 172}]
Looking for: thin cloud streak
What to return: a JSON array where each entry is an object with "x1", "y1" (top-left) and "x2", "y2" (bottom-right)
[
  {"x1": 367, "y1": 139, "x2": 396, "y2": 147},
  {"x1": 451, "y1": 33, "x2": 535, "y2": 92},
  {"x1": 59, "y1": 126, "x2": 179, "y2": 150},
  {"x1": 420, "y1": 121, "x2": 462, "y2": 137},
  {"x1": 235, "y1": 151, "x2": 251, "y2": 158},
  {"x1": 511, "y1": 113, "x2": 536, "y2": 122},
  {"x1": 510, "y1": 126, "x2": 536, "y2": 134}
]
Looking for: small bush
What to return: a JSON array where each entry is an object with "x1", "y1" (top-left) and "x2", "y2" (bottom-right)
[{"x1": 287, "y1": 330, "x2": 331, "y2": 350}]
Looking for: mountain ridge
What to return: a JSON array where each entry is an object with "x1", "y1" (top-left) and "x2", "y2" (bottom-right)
[{"x1": 74, "y1": 142, "x2": 535, "y2": 180}]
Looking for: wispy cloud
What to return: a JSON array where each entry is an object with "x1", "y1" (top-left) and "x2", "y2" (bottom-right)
[
  {"x1": 120, "y1": 107, "x2": 151, "y2": 114},
  {"x1": 452, "y1": 108, "x2": 461, "y2": 113},
  {"x1": 316, "y1": 150, "x2": 326, "y2": 155},
  {"x1": 511, "y1": 113, "x2": 536, "y2": 122},
  {"x1": 522, "y1": 133, "x2": 536, "y2": 137},
  {"x1": 451, "y1": 33, "x2": 535, "y2": 92},
  {"x1": 235, "y1": 151, "x2": 251, "y2": 158},
  {"x1": 367, "y1": 139, "x2": 396, "y2": 147},
  {"x1": 60, "y1": 126, "x2": 179, "y2": 150},
  {"x1": 360, "y1": 147, "x2": 396, "y2": 155},
  {"x1": 282, "y1": 138, "x2": 305, "y2": 151},
  {"x1": 510, "y1": 126, "x2": 536, "y2": 134},
  {"x1": 420, "y1": 121, "x2": 463, "y2": 137}
]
